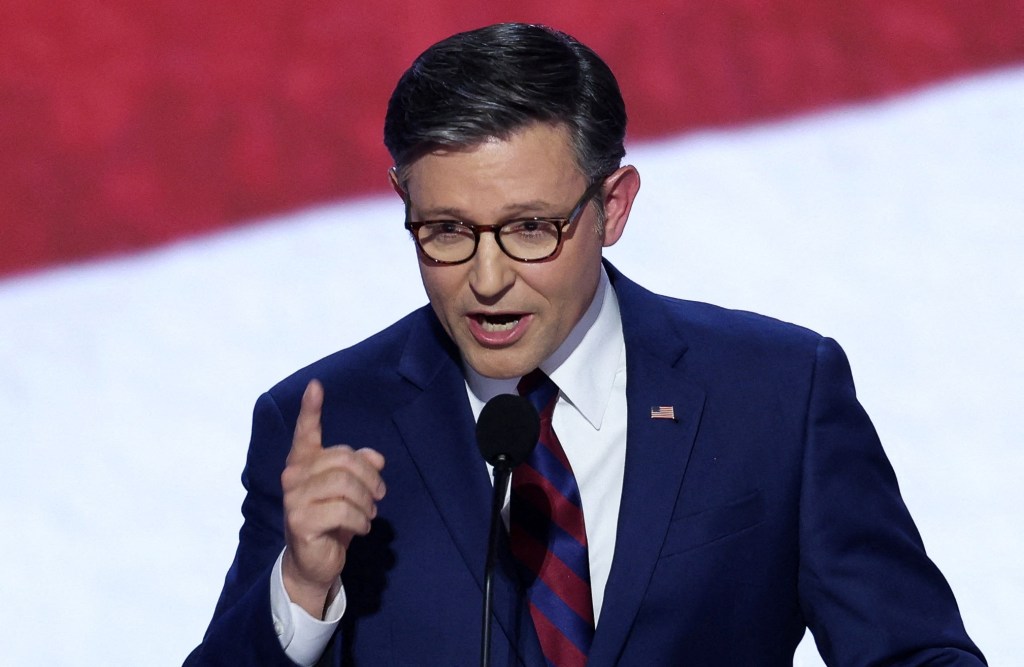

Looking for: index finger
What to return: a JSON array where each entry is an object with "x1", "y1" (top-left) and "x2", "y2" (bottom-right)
[{"x1": 290, "y1": 379, "x2": 324, "y2": 461}]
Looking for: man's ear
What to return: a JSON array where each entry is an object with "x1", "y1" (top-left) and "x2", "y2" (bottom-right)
[
  {"x1": 599, "y1": 165, "x2": 641, "y2": 248},
  {"x1": 388, "y1": 167, "x2": 405, "y2": 198}
]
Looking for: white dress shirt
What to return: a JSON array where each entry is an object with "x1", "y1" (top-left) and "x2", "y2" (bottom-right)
[
  {"x1": 271, "y1": 267, "x2": 629, "y2": 664},
  {"x1": 463, "y1": 267, "x2": 628, "y2": 623}
]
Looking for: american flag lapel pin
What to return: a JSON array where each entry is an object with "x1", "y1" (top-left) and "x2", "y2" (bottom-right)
[{"x1": 650, "y1": 405, "x2": 676, "y2": 422}]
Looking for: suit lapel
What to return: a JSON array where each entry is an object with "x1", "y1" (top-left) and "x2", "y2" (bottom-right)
[
  {"x1": 588, "y1": 266, "x2": 707, "y2": 665},
  {"x1": 391, "y1": 312, "x2": 541, "y2": 665}
]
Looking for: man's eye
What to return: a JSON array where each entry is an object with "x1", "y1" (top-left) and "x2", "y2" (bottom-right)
[
  {"x1": 506, "y1": 220, "x2": 557, "y2": 239},
  {"x1": 421, "y1": 222, "x2": 471, "y2": 245}
]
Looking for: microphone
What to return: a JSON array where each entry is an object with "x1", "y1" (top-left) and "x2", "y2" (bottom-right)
[
  {"x1": 477, "y1": 393, "x2": 540, "y2": 470},
  {"x1": 476, "y1": 394, "x2": 539, "y2": 667}
]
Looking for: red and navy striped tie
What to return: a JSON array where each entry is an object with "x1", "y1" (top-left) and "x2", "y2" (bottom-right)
[{"x1": 511, "y1": 369, "x2": 594, "y2": 667}]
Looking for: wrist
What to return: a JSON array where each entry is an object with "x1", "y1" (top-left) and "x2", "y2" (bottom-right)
[{"x1": 282, "y1": 551, "x2": 335, "y2": 619}]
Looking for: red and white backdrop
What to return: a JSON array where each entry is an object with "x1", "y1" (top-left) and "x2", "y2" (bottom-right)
[{"x1": 2, "y1": 2, "x2": 1022, "y2": 663}]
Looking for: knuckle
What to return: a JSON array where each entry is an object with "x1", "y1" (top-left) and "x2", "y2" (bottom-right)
[
  {"x1": 282, "y1": 489, "x2": 304, "y2": 513},
  {"x1": 281, "y1": 466, "x2": 300, "y2": 489}
]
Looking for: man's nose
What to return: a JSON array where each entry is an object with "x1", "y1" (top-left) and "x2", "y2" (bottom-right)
[{"x1": 468, "y1": 232, "x2": 515, "y2": 299}]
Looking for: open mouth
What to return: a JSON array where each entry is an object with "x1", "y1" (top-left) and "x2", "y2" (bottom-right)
[{"x1": 476, "y1": 313, "x2": 522, "y2": 332}]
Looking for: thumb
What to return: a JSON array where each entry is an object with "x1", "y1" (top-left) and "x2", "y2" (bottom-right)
[{"x1": 289, "y1": 379, "x2": 324, "y2": 461}]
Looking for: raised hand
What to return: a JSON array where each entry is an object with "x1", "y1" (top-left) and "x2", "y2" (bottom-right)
[{"x1": 280, "y1": 379, "x2": 386, "y2": 617}]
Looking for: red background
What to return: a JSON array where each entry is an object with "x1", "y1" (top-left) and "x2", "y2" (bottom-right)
[{"x1": 3, "y1": 0, "x2": 1023, "y2": 276}]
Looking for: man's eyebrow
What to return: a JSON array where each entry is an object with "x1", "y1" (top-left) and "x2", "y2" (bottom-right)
[{"x1": 413, "y1": 199, "x2": 562, "y2": 221}]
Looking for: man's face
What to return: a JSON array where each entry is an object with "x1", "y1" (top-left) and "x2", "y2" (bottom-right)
[{"x1": 399, "y1": 123, "x2": 621, "y2": 379}]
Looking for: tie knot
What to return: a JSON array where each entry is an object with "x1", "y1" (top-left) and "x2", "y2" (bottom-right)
[{"x1": 517, "y1": 369, "x2": 558, "y2": 417}]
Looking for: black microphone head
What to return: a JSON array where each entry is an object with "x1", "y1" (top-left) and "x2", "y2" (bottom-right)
[{"x1": 476, "y1": 394, "x2": 540, "y2": 469}]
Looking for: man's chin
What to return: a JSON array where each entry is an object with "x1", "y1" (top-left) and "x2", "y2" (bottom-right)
[{"x1": 460, "y1": 347, "x2": 538, "y2": 380}]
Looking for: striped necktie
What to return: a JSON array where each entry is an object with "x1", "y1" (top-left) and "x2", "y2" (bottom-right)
[{"x1": 511, "y1": 369, "x2": 595, "y2": 667}]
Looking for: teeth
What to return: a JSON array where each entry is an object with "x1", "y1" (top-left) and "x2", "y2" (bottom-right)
[{"x1": 479, "y1": 316, "x2": 521, "y2": 332}]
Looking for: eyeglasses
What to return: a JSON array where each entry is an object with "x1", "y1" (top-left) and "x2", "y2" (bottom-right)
[{"x1": 403, "y1": 178, "x2": 607, "y2": 265}]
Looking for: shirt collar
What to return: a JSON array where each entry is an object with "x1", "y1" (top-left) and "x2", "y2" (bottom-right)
[{"x1": 464, "y1": 266, "x2": 624, "y2": 430}]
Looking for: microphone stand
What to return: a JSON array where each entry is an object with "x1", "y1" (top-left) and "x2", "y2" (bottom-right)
[{"x1": 481, "y1": 454, "x2": 513, "y2": 667}]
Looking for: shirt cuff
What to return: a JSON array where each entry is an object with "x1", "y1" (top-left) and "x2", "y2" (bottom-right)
[{"x1": 270, "y1": 548, "x2": 346, "y2": 667}]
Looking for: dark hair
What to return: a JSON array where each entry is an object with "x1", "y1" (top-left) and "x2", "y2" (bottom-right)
[{"x1": 384, "y1": 23, "x2": 627, "y2": 182}]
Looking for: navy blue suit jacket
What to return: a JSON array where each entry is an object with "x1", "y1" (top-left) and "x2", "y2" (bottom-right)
[{"x1": 187, "y1": 264, "x2": 984, "y2": 665}]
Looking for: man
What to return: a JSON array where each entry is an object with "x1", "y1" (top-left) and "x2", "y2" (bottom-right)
[{"x1": 187, "y1": 23, "x2": 985, "y2": 666}]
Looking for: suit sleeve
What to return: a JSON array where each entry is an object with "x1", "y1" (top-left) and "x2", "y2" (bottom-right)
[
  {"x1": 184, "y1": 392, "x2": 314, "y2": 666},
  {"x1": 797, "y1": 337, "x2": 985, "y2": 666}
]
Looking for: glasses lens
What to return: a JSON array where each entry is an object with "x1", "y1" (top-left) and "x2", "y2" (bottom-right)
[
  {"x1": 417, "y1": 222, "x2": 476, "y2": 262},
  {"x1": 499, "y1": 220, "x2": 560, "y2": 260}
]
